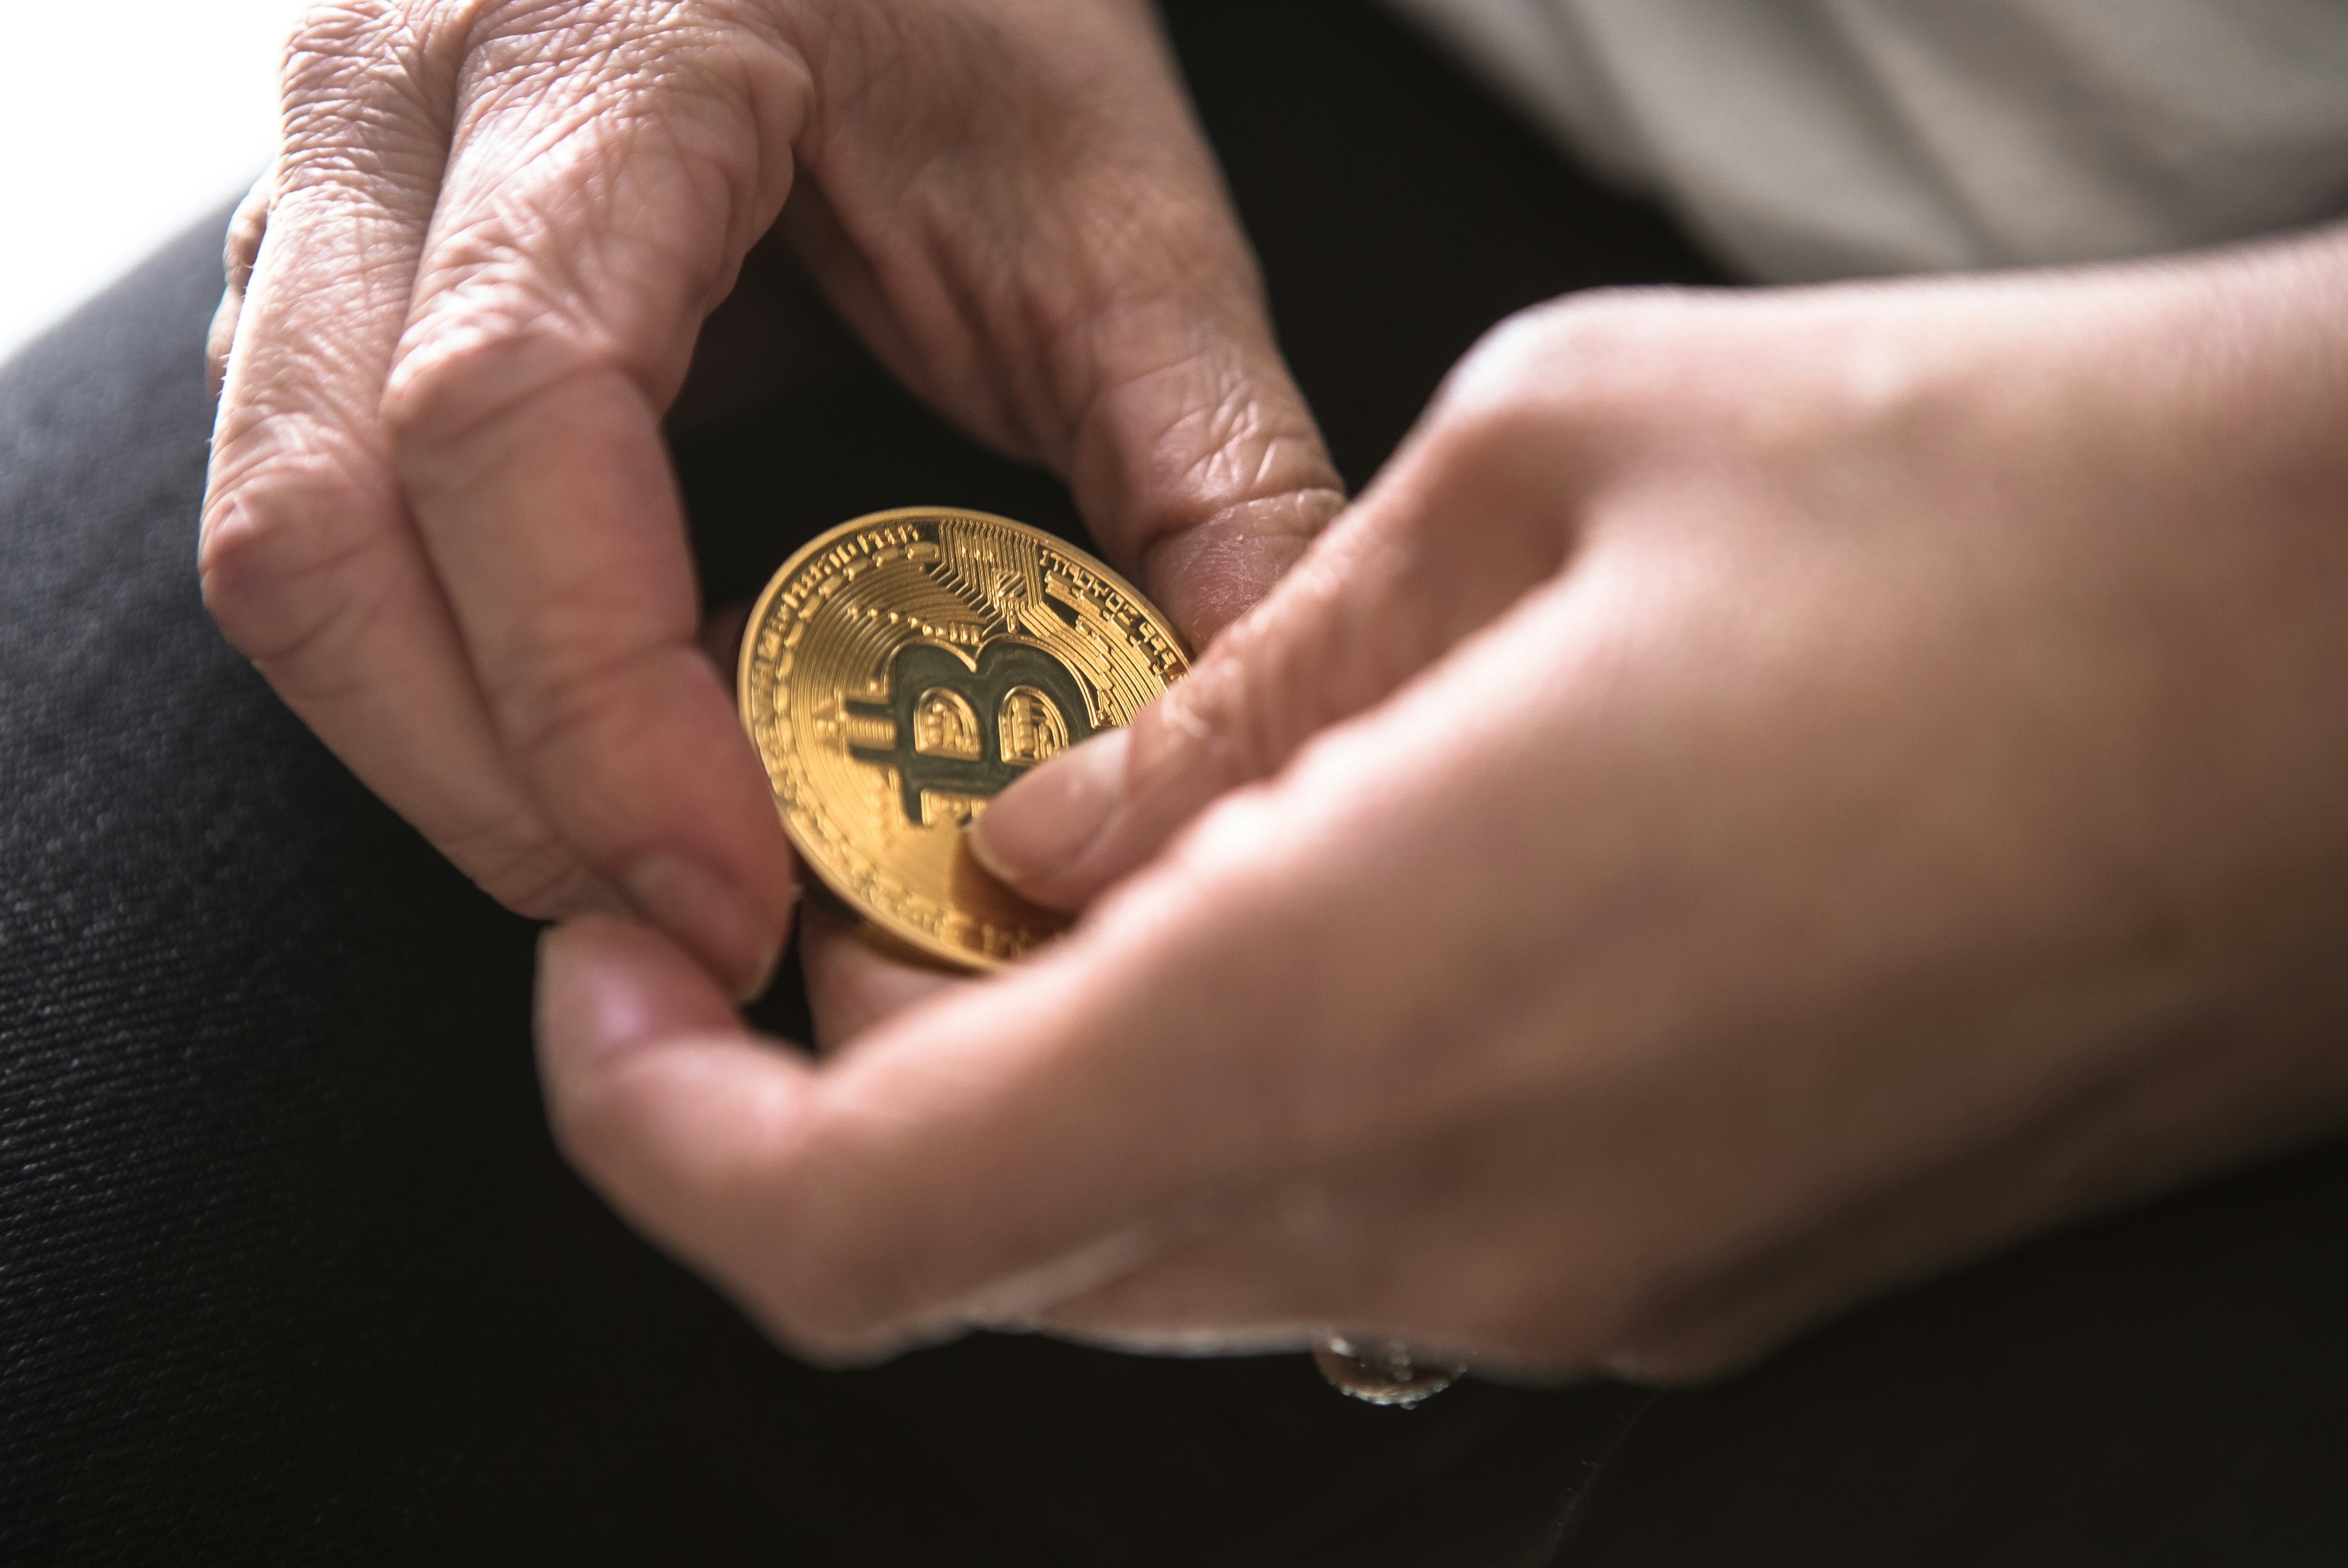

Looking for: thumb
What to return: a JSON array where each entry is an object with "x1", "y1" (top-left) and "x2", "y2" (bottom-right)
[{"x1": 971, "y1": 396, "x2": 1583, "y2": 910}]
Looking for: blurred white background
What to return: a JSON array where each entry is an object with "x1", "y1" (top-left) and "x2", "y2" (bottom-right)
[{"x1": 0, "y1": 0, "x2": 306, "y2": 363}]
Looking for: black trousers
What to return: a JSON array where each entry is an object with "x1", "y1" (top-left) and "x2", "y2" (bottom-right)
[{"x1": 6, "y1": 4, "x2": 2345, "y2": 1562}]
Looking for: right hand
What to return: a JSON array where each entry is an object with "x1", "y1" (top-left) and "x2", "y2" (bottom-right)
[
  {"x1": 527, "y1": 230, "x2": 2348, "y2": 1374},
  {"x1": 202, "y1": 0, "x2": 1342, "y2": 996}
]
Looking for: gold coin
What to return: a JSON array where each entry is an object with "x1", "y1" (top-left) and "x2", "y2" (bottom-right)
[{"x1": 738, "y1": 508, "x2": 1190, "y2": 969}]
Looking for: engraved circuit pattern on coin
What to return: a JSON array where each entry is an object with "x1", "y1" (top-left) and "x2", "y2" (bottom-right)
[{"x1": 739, "y1": 509, "x2": 1190, "y2": 969}]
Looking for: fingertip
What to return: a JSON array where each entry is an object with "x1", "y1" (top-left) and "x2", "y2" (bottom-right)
[
  {"x1": 967, "y1": 728, "x2": 1131, "y2": 907},
  {"x1": 960, "y1": 817, "x2": 1022, "y2": 889},
  {"x1": 620, "y1": 853, "x2": 791, "y2": 1003},
  {"x1": 536, "y1": 915, "x2": 742, "y2": 1086}
]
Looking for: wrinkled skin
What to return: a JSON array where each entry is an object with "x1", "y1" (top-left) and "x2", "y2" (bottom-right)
[
  {"x1": 204, "y1": 0, "x2": 1342, "y2": 997},
  {"x1": 538, "y1": 228, "x2": 2348, "y2": 1376}
]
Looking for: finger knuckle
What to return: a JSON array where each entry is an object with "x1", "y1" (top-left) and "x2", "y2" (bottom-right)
[
  {"x1": 440, "y1": 809, "x2": 604, "y2": 917},
  {"x1": 383, "y1": 301, "x2": 599, "y2": 451},
  {"x1": 276, "y1": 4, "x2": 452, "y2": 202},
  {"x1": 1441, "y1": 287, "x2": 1698, "y2": 430},
  {"x1": 1131, "y1": 649, "x2": 1286, "y2": 797},
  {"x1": 387, "y1": 151, "x2": 761, "y2": 411},
  {"x1": 199, "y1": 448, "x2": 400, "y2": 672},
  {"x1": 1417, "y1": 388, "x2": 1569, "y2": 503},
  {"x1": 282, "y1": 2, "x2": 409, "y2": 98},
  {"x1": 286, "y1": 0, "x2": 400, "y2": 54},
  {"x1": 280, "y1": 1, "x2": 485, "y2": 162},
  {"x1": 494, "y1": 638, "x2": 682, "y2": 785}
]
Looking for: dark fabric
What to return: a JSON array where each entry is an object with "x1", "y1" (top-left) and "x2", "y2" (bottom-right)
[
  {"x1": 1571, "y1": 1145, "x2": 2348, "y2": 1565},
  {"x1": 2, "y1": 2, "x2": 2342, "y2": 1563}
]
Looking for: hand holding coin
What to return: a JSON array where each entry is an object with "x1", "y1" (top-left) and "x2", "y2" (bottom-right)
[
  {"x1": 541, "y1": 250, "x2": 2348, "y2": 1384},
  {"x1": 736, "y1": 507, "x2": 1457, "y2": 1402},
  {"x1": 201, "y1": 0, "x2": 1342, "y2": 998}
]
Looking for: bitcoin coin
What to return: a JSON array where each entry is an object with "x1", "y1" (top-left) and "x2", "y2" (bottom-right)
[{"x1": 738, "y1": 508, "x2": 1190, "y2": 969}]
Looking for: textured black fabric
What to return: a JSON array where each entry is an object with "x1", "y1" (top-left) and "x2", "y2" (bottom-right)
[
  {"x1": 3, "y1": 2, "x2": 2343, "y2": 1564},
  {"x1": 1569, "y1": 1142, "x2": 2348, "y2": 1565}
]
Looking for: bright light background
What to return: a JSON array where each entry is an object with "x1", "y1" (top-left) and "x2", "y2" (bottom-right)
[{"x1": 0, "y1": 0, "x2": 307, "y2": 363}]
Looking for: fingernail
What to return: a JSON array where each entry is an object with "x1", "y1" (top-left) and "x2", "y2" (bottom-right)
[
  {"x1": 969, "y1": 728, "x2": 1130, "y2": 889},
  {"x1": 620, "y1": 853, "x2": 781, "y2": 1003}
]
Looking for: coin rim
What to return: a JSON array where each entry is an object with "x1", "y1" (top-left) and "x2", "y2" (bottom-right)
[{"x1": 737, "y1": 506, "x2": 1190, "y2": 971}]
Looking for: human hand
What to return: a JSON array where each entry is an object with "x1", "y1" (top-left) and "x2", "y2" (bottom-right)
[
  {"x1": 535, "y1": 230, "x2": 2348, "y2": 1375},
  {"x1": 203, "y1": 0, "x2": 1340, "y2": 996}
]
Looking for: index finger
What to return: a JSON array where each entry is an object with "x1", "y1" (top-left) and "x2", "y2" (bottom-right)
[
  {"x1": 204, "y1": 3, "x2": 604, "y2": 919},
  {"x1": 384, "y1": 8, "x2": 810, "y2": 992}
]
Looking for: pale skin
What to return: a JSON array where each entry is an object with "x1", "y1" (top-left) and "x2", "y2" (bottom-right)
[{"x1": 212, "y1": 3, "x2": 2348, "y2": 1378}]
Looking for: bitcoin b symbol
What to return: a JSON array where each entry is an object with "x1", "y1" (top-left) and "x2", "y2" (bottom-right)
[{"x1": 848, "y1": 641, "x2": 1094, "y2": 824}]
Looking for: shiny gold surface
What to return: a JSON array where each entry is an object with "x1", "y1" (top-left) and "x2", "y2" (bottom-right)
[{"x1": 739, "y1": 508, "x2": 1188, "y2": 969}]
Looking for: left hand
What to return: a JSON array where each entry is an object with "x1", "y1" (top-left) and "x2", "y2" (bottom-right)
[
  {"x1": 203, "y1": 0, "x2": 1341, "y2": 998},
  {"x1": 535, "y1": 228, "x2": 2348, "y2": 1375}
]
